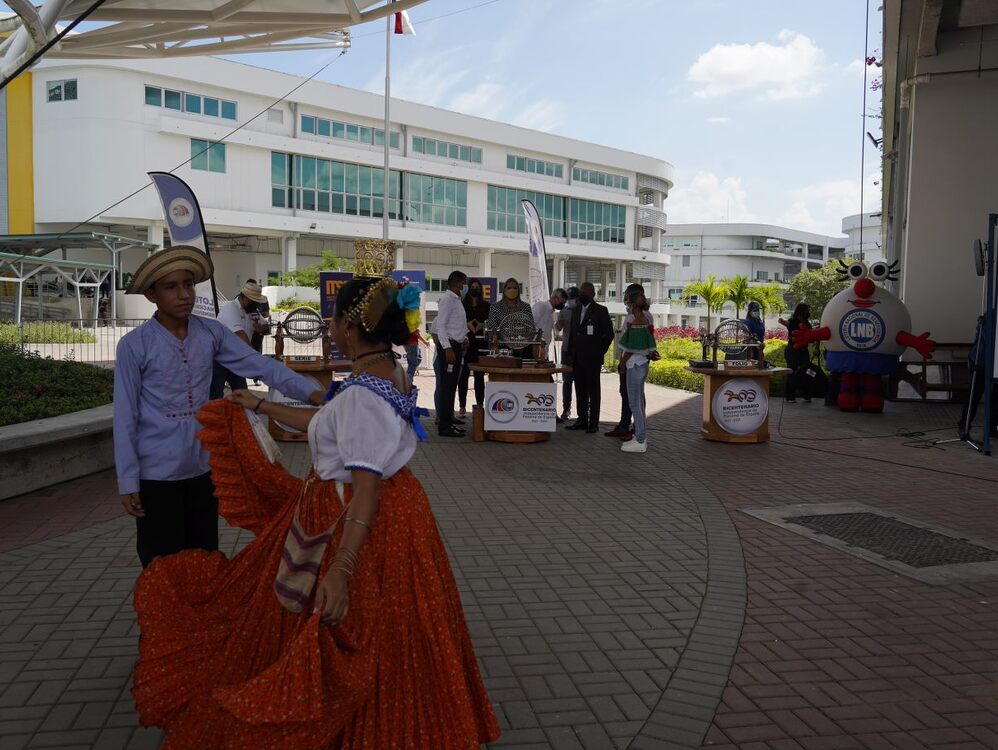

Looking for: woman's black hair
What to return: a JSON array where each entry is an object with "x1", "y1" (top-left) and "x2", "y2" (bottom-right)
[
  {"x1": 791, "y1": 303, "x2": 810, "y2": 325},
  {"x1": 333, "y1": 277, "x2": 411, "y2": 347},
  {"x1": 464, "y1": 277, "x2": 485, "y2": 309}
]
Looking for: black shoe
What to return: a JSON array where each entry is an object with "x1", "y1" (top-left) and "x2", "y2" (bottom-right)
[
  {"x1": 438, "y1": 426, "x2": 465, "y2": 438},
  {"x1": 556, "y1": 415, "x2": 565, "y2": 424},
  {"x1": 565, "y1": 420, "x2": 588, "y2": 431},
  {"x1": 585, "y1": 425, "x2": 599, "y2": 434}
]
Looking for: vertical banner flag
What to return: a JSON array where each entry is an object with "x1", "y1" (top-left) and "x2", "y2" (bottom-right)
[
  {"x1": 521, "y1": 199, "x2": 550, "y2": 305},
  {"x1": 394, "y1": 3, "x2": 416, "y2": 34},
  {"x1": 148, "y1": 172, "x2": 219, "y2": 318}
]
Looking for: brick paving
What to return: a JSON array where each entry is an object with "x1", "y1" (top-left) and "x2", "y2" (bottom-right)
[{"x1": 1, "y1": 372, "x2": 997, "y2": 749}]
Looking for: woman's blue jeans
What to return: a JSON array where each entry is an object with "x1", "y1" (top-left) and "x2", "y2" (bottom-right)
[{"x1": 625, "y1": 361, "x2": 649, "y2": 443}]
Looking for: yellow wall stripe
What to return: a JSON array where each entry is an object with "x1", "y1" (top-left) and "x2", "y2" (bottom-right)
[{"x1": 7, "y1": 72, "x2": 34, "y2": 233}]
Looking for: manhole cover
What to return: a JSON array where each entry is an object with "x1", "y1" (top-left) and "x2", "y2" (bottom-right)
[{"x1": 783, "y1": 512, "x2": 998, "y2": 568}]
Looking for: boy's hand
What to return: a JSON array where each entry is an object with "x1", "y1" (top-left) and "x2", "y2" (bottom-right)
[{"x1": 121, "y1": 493, "x2": 145, "y2": 517}]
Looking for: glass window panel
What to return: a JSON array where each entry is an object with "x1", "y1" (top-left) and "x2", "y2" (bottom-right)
[
  {"x1": 317, "y1": 160, "x2": 331, "y2": 190},
  {"x1": 318, "y1": 119, "x2": 331, "y2": 137},
  {"x1": 515, "y1": 156, "x2": 525, "y2": 171},
  {"x1": 456, "y1": 181, "x2": 467, "y2": 207},
  {"x1": 359, "y1": 196, "x2": 371, "y2": 216},
  {"x1": 555, "y1": 165, "x2": 563, "y2": 178},
  {"x1": 185, "y1": 94, "x2": 201, "y2": 114},
  {"x1": 346, "y1": 124, "x2": 359, "y2": 141},
  {"x1": 390, "y1": 132, "x2": 400, "y2": 149},
  {"x1": 165, "y1": 90, "x2": 181, "y2": 110},
  {"x1": 390, "y1": 171, "x2": 400, "y2": 197},
  {"x1": 507, "y1": 154, "x2": 515, "y2": 169},
  {"x1": 445, "y1": 207, "x2": 456, "y2": 226},
  {"x1": 210, "y1": 143, "x2": 225, "y2": 173},
  {"x1": 426, "y1": 140, "x2": 437, "y2": 156},
  {"x1": 359, "y1": 126, "x2": 371, "y2": 144},
  {"x1": 203, "y1": 97, "x2": 219, "y2": 117},
  {"x1": 447, "y1": 143, "x2": 458, "y2": 159},
  {"x1": 457, "y1": 209, "x2": 466, "y2": 226},
  {"x1": 429, "y1": 206, "x2": 442, "y2": 224},
  {"x1": 372, "y1": 169, "x2": 384, "y2": 197},
  {"x1": 526, "y1": 159, "x2": 535, "y2": 173},
  {"x1": 316, "y1": 192, "x2": 329, "y2": 212},
  {"x1": 496, "y1": 215, "x2": 506, "y2": 231},
  {"x1": 345, "y1": 195, "x2": 358, "y2": 215},
  {"x1": 515, "y1": 217, "x2": 525, "y2": 233},
  {"x1": 444, "y1": 181, "x2": 456, "y2": 205},
  {"x1": 345, "y1": 164, "x2": 359, "y2": 193},
  {"x1": 300, "y1": 190, "x2": 315, "y2": 211},
  {"x1": 459, "y1": 146, "x2": 470, "y2": 162},
  {"x1": 331, "y1": 161, "x2": 344, "y2": 192},
  {"x1": 62, "y1": 80, "x2": 77, "y2": 100},
  {"x1": 433, "y1": 179, "x2": 445, "y2": 203},
  {"x1": 472, "y1": 148, "x2": 482, "y2": 163},
  {"x1": 301, "y1": 157, "x2": 316, "y2": 188},
  {"x1": 373, "y1": 129, "x2": 385, "y2": 146},
  {"x1": 145, "y1": 86, "x2": 162, "y2": 106},
  {"x1": 487, "y1": 187, "x2": 496, "y2": 212},
  {"x1": 359, "y1": 167, "x2": 371, "y2": 195},
  {"x1": 507, "y1": 192, "x2": 517, "y2": 212},
  {"x1": 301, "y1": 115, "x2": 315, "y2": 134},
  {"x1": 272, "y1": 187, "x2": 286, "y2": 207},
  {"x1": 487, "y1": 213, "x2": 496, "y2": 231},
  {"x1": 331, "y1": 193, "x2": 344, "y2": 213},
  {"x1": 221, "y1": 100, "x2": 237, "y2": 119},
  {"x1": 332, "y1": 121, "x2": 345, "y2": 139},
  {"x1": 372, "y1": 198, "x2": 384, "y2": 217},
  {"x1": 191, "y1": 139, "x2": 209, "y2": 171}
]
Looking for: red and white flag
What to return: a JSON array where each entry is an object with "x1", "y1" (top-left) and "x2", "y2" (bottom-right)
[{"x1": 394, "y1": 8, "x2": 416, "y2": 35}]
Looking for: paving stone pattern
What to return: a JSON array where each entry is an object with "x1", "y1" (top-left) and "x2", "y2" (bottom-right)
[{"x1": 3, "y1": 373, "x2": 998, "y2": 750}]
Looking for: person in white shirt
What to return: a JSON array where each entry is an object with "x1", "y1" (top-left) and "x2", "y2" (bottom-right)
[
  {"x1": 430, "y1": 270, "x2": 469, "y2": 437},
  {"x1": 530, "y1": 289, "x2": 568, "y2": 358},
  {"x1": 210, "y1": 280, "x2": 270, "y2": 398}
]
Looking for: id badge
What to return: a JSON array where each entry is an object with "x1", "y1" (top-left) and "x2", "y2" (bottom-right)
[{"x1": 586, "y1": 324, "x2": 594, "y2": 336}]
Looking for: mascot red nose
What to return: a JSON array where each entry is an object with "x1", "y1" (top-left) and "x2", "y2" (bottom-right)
[{"x1": 792, "y1": 260, "x2": 936, "y2": 412}]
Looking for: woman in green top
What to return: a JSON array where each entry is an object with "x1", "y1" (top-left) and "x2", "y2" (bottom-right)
[{"x1": 618, "y1": 291, "x2": 658, "y2": 454}]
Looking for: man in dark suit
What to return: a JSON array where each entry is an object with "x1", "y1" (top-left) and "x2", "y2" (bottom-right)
[{"x1": 563, "y1": 282, "x2": 615, "y2": 433}]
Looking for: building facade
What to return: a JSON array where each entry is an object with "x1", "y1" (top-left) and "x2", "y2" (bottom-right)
[
  {"x1": 841, "y1": 212, "x2": 884, "y2": 263},
  {"x1": 1, "y1": 57, "x2": 674, "y2": 319}
]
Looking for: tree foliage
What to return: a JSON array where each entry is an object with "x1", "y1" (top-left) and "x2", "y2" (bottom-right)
[
  {"x1": 275, "y1": 251, "x2": 352, "y2": 288},
  {"x1": 785, "y1": 258, "x2": 854, "y2": 319},
  {"x1": 719, "y1": 275, "x2": 787, "y2": 319},
  {"x1": 682, "y1": 274, "x2": 728, "y2": 330}
]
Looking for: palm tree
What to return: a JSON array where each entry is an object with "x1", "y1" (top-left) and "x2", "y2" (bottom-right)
[
  {"x1": 750, "y1": 283, "x2": 788, "y2": 317},
  {"x1": 722, "y1": 275, "x2": 753, "y2": 318},
  {"x1": 682, "y1": 274, "x2": 729, "y2": 330}
]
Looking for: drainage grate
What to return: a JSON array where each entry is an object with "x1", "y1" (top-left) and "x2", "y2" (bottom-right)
[{"x1": 784, "y1": 512, "x2": 998, "y2": 568}]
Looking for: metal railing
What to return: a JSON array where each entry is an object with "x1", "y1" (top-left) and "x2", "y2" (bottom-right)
[{"x1": 0, "y1": 318, "x2": 323, "y2": 365}]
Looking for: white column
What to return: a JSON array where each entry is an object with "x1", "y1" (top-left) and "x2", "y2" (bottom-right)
[
  {"x1": 282, "y1": 234, "x2": 298, "y2": 273},
  {"x1": 147, "y1": 223, "x2": 164, "y2": 252},
  {"x1": 395, "y1": 242, "x2": 404, "y2": 271},
  {"x1": 478, "y1": 248, "x2": 492, "y2": 277},
  {"x1": 601, "y1": 270, "x2": 610, "y2": 301},
  {"x1": 616, "y1": 261, "x2": 626, "y2": 297}
]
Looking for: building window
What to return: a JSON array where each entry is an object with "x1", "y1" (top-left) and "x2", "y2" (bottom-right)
[
  {"x1": 191, "y1": 139, "x2": 226, "y2": 173},
  {"x1": 569, "y1": 198, "x2": 626, "y2": 244},
  {"x1": 271, "y1": 151, "x2": 401, "y2": 219},
  {"x1": 300, "y1": 115, "x2": 400, "y2": 149},
  {"x1": 47, "y1": 79, "x2": 77, "y2": 102},
  {"x1": 682, "y1": 255, "x2": 690, "y2": 267},
  {"x1": 572, "y1": 166, "x2": 628, "y2": 191},
  {"x1": 412, "y1": 136, "x2": 482, "y2": 164},
  {"x1": 404, "y1": 173, "x2": 467, "y2": 227},
  {"x1": 755, "y1": 270, "x2": 769, "y2": 281},
  {"x1": 487, "y1": 186, "x2": 565, "y2": 237},
  {"x1": 506, "y1": 153, "x2": 563, "y2": 179},
  {"x1": 147, "y1": 85, "x2": 236, "y2": 120}
]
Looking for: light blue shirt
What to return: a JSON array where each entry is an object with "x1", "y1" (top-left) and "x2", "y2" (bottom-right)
[{"x1": 113, "y1": 315, "x2": 317, "y2": 494}]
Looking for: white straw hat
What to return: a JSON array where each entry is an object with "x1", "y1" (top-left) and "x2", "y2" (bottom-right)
[{"x1": 125, "y1": 246, "x2": 213, "y2": 295}]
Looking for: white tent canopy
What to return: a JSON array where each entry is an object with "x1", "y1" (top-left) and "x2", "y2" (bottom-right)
[{"x1": 1, "y1": 0, "x2": 427, "y2": 77}]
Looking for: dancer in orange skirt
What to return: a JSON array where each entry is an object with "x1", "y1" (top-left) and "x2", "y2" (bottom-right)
[{"x1": 132, "y1": 269, "x2": 501, "y2": 749}]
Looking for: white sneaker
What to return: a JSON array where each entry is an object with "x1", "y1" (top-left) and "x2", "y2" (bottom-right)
[{"x1": 621, "y1": 438, "x2": 647, "y2": 453}]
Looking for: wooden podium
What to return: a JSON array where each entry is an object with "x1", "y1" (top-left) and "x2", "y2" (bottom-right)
[
  {"x1": 686, "y1": 365, "x2": 790, "y2": 443},
  {"x1": 469, "y1": 364, "x2": 569, "y2": 443},
  {"x1": 267, "y1": 356, "x2": 352, "y2": 442}
]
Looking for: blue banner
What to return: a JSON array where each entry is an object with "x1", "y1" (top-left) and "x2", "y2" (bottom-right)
[{"x1": 320, "y1": 270, "x2": 427, "y2": 319}]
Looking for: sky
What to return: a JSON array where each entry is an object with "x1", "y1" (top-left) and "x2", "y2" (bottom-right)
[{"x1": 6, "y1": 0, "x2": 884, "y2": 237}]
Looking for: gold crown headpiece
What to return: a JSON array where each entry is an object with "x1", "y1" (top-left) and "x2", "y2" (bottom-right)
[{"x1": 346, "y1": 239, "x2": 398, "y2": 332}]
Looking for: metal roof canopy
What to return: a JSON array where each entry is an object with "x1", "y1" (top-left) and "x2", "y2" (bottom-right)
[
  {"x1": 0, "y1": 231, "x2": 156, "y2": 322},
  {"x1": 1, "y1": 0, "x2": 428, "y2": 76}
]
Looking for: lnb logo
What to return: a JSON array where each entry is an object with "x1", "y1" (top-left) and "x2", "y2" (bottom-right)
[{"x1": 488, "y1": 391, "x2": 519, "y2": 423}]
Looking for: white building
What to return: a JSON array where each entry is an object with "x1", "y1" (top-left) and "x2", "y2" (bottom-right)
[
  {"x1": 841, "y1": 212, "x2": 884, "y2": 262},
  {"x1": 1, "y1": 56, "x2": 674, "y2": 321},
  {"x1": 660, "y1": 223, "x2": 847, "y2": 329}
]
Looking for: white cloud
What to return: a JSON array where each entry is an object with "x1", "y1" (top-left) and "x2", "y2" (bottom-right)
[
  {"x1": 846, "y1": 58, "x2": 866, "y2": 76},
  {"x1": 511, "y1": 100, "x2": 563, "y2": 132},
  {"x1": 448, "y1": 83, "x2": 506, "y2": 120},
  {"x1": 777, "y1": 173, "x2": 882, "y2": 234},
  {"x1": 705, "y1": 116, "x2": 730, "y2": 124},
  {"x1": 687, "y1": 30, "x2": 827, "y2": 100},
  {"x1": 665, "y1": 171, "x2": 755, "y2": 225},
  {"x1": 362, "y1": 50, "x2": 469, "y2": 107}
]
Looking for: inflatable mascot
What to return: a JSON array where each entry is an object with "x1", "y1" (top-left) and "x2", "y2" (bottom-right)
[{"x1": 793, "y1": 259, "x2": 935, "y2": 412}]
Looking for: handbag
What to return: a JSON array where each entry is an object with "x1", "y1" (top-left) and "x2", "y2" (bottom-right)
[{"x1": 274, "y1": 475, "x2": 348, "y2": 613}]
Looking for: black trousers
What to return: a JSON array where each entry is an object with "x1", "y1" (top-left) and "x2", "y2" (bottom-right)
[
  {"x1": 459, "y1": 363, "x2": 485, "y2": 409},
  {"x1": 562, "y1": 370, "x2": 574, "y2": 411},
  {"x1": 209, "y1": 362, "x2": 247, "y2": 399},
  {"x1": 435, "y1": 343, "x2": 464, "y2": 432},
  {"x1": 573, "y1": 359, "x2": 603, "y2": 427},
  {"x1": 135, "y1": 472, "x2": 219, "y2": 568},
  {"x1": 616, "y1": 366, "x2": 633, "y2": 429}
]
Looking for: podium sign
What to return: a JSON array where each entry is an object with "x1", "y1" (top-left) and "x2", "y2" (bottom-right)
[{"x1": 484, "y1": 382, "x2": 557, "y2": 432}]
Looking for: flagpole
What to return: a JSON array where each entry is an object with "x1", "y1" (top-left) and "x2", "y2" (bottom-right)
[{"x1": 383, "y1": 6, "x2": 392, "y2": 241}]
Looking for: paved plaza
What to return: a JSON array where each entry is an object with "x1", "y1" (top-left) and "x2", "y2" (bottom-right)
[{"x1": 1, "y1": 375, "x2": 998, "y2": 749}]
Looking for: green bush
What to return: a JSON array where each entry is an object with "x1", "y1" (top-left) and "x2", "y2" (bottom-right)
[
  {"x1": 273, "y1": 297, "x2": 321, "y2": 313},
  {"x1": 648, "y1": 359, "x2": 706, "y2": 393},
  {"x1": 0, "y1": 344, "x2": 113, "y2": 426},
  {"x1": 0, "y1": 322, "x2": 97, "y2": 344}
]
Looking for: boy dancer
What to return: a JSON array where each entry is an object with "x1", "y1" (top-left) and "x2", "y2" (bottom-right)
[{"x1": 114, "y1": 246, "x2": 323, "y2": 567}]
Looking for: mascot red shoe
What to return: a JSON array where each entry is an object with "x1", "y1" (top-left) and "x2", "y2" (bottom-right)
[{"x1": 792, "y1": 260, "x2": 935, "y2": 412}]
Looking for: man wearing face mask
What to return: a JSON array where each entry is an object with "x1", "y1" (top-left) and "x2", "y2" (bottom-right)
[
  {"x1": 563, "y1": 282, "x2": 614, "y2": 433},
  {"x1": 556, "y1": 287, "x2": 579, "y2": 421},
  {"x1": 531, "y1": 288, "x2": 568, "y2": 359},
  {"x1": 210, "y1": 280, "x2": 270, "y2": 399}
]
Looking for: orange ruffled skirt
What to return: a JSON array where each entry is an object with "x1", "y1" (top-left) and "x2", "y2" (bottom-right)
[{"x1": 132, "y1": 400, "x2": 500, "y2": 749}]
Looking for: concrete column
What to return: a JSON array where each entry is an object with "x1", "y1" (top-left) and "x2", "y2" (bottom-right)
[
  {"x1": 395, "y1": 242, "x2": 404, "y2": 271},
  {"x1": 478, "y1": 248, "x2": 492, "y2": 277},
  {"x1": 616, "y1": 261, "x2": 626, "y2": 297},
  {"x1": 282, "y1": 234, "x2": 298, "y2": 273},
  {"x1": 147, "y1": 223, "x2": 164, "y2": 253},
  {"x1": 601, "y1": 270, "x2": 610, "y2": 302}
]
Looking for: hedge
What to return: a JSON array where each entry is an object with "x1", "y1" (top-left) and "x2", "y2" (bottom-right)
[
  {"x1": 0, "y1": 344, "x2": 114, "y2": 426},
  {"x1": 0, "y1": 322, "x2": 97, "y2": 344}
]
